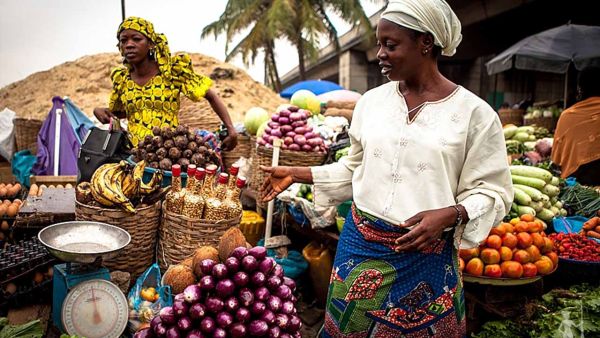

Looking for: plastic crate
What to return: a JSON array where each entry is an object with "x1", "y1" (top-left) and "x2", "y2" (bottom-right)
[{"x1": 0, "y1": 236, "x2": 54, "y2": 285}]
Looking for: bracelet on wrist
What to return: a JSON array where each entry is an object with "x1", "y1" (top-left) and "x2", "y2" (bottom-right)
[{"x1": 451, "y1": 205, "x2": 463, "y2": 227}]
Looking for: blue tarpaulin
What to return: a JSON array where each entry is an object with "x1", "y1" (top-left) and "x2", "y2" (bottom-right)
[{"x1": 280, "y1": 80, "x2": 344, "y2": 99}]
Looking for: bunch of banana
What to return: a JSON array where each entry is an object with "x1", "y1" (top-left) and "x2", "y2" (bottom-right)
[{"x1": 88, "y1": 160, "x2": 162, "y2": 213}]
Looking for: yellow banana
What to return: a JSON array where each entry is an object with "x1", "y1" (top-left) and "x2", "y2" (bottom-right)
[
  {"x1": 140, "y1": 170, "x2": 163, "y2": 195},
  {"x1": 105, "y1": 162, "x2": 136, "y2": 213},
  {"x1": 91, "y1": 163, "x2": 120, "y2": 207}
]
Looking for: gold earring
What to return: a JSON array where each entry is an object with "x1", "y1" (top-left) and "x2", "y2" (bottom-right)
[{"x1": 422, "y1": 49, "x2": 428, "y2": 55}]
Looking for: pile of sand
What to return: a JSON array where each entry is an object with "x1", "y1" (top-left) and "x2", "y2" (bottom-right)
[{"x1": 0, "y1": 52, "x2": 285, "y2": 124}]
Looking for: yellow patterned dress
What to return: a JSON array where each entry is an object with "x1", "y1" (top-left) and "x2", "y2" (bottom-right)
[{"x1": 108, "y1": 55, "x2": 212, "y2": 145}]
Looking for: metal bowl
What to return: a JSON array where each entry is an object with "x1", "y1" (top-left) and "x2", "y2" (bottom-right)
[{"x1": 38, "y1": 221, "x2": 131, "y2": 264}]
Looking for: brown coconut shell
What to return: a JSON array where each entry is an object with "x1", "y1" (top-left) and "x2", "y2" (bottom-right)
[
  {"x1": 192, "y1": 246, "x2": 220, "y2": 278},
  {"x1": 180, "y1": 256, "x2": 194, "y2": 269},
  {"x1": 218, "y1": 227, "x2": 247, "y2": 262},
  {"x1": 162, "y1": 264, "x2": 196, "y2": 295}
]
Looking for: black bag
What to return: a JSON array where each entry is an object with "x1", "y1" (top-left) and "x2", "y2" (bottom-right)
[{"x1": 77, "y1": 126, "x2": 132, "y2": 183}]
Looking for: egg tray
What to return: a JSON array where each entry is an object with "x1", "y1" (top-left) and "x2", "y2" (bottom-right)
[
  {"x1": 0, "y1": 187, "x2": 28, "y2": 203},
  {"x1": 0, "y1": 278, "x2": 52, "y2": 313},
  {"x1": 0, "y1": 236, "x2": 55, "y2": 286}
]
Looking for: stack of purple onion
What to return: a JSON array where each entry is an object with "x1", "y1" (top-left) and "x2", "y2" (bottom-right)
[
  {"x1": 257, "y1": 105, "x2": 326, "y2": 153},
  {"x1": 135, "y1": 246, "x2": 302, "y2": 338}
]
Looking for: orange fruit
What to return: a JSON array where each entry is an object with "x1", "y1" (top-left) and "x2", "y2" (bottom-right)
[
  {"x1": 481, "y1": 248, "x2": 501, "y2": 265},
  {"x1": 465, "y1": 258, "x2": 484, "y2": 276},
  {"x1": 513, "y1": 250, "x2": 532, "y2": 264},
  {"x1": 525, "y1": 245, "x2": 542, "y2": 262},
  {"x1": 483, "y1": 264, "x2": 502, "y2": 278},
  {"x1": 535, "y1": 257, "x2": 554, "y2": 275},
  {"x1": 502, "y1": 233, "x2": 518, "y2": 249},
  {"x1": 486, "y1": 235, "x2": 503, "y2": 249},
  {"x1": 522, "y1": 263, "x2": 538, "y2": 277},
  {"x1": 501, "y1": 261, "x2": 523, "y2": 278},
  {"x1": 500, "y1": 246, "x2": 513, "y2": 261},
  {"x1": 520, "y1": 214, "x2": 535, "y2": 222},
  {"x1": 517, "y1": 232, "x2": 533, "y2": 249}
]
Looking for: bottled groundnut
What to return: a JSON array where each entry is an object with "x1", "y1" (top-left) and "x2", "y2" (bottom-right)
[
  {"x1": 201, "y1": 164, "x2": 218, "y2": 199},
  {"x1": 165, "y1": 165, "x2": 184, "y2": 213},
  {"x1": 182, "y1": 168, "x2": 206, "y2": 219},
  {"x1": 224, "y1": 176, "x2": 246, "y2": 219},
  {"x1": 202, "y1": 173, "x2": 229, "y2": 221}
]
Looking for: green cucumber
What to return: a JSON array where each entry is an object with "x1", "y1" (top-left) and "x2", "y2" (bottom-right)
[
  {"x1": 513, "y1": 184, "x2": 544, "y2": 201},
  {"x1": 510, "y1": 165, "x2": 553, "y2": 183},
  {"x1": 517, "y1": 205, "x2": 536, "y2": 217},
  {"x1": 511, "y1": 174, "x2": 546, "y2": 190},
  {"x1": 513, "y1": 187, "x2": 532, "y2": 205},
  {"x1": 542, "y1": 184, "x2": 560, "y2": 197}
]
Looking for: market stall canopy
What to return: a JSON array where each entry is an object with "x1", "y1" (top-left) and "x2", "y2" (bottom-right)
[
  {"x1": 317, "y1": 89, "x2": 362, "y2": 103},
  {"x1": 280, "y1": 80, "x2": 344, "y2": 99},
  {"x1": 486, "y1": 24, "x2": 600, "y2": 75}
]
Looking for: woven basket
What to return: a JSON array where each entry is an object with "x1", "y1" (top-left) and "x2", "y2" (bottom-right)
[
  {"x1": 13, "y1": 118, "x2": 43, "y2": 155},
  {"x1": 158, "y1": 205, "x2": 242, "y2": 270},
  {"x1": 75, "y1": 200, "x2": 161, "y2": 281},
  {"x1": 498, "y1": 109, "x2": 524, "y2": 127},
  {"x1": 523, "y1": 117, "x2": 557, "y2": 132},
  {"x1": 250, "y1": 145, "x2": 327, "y2": 208},
  {"x1": 178, "y1": 99, "x2": 222, "y2": 132},
  {"x1": 222, "y1": 135, "x2": 252, "y2": 170}
]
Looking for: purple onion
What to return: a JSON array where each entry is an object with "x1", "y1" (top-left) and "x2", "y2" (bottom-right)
[
  {"x1": 255, "y1": 286, "x2": 270, "y2": 301},
  {"x1": 288, "y1": 143, "x2": 300, "y2": 151},
  {"x1": 268, "y1": 121, "x2": 280, "y2": 129},
  {"x1": 241, "y1": 255, "x2": 258, "y2": 272},
  {"x1": 183, "y1": 285, "x2": 202, "y2": 303},
  {"x1": 288, "y1": 105, "x2": 299, "y2": 112},
  {"x1": 301, "y1": 144, "x2": 312, "y2": 151},
  {"x1": 232, "y1": 271, "x2": 250, "y2": 287},
  {"x1": 174, "y1": 293, "x2": 185, "y2": 302},
  {"x1": 199, "y1": 275, "x2": 216, "y2": 291},
  {"x1": 266, "y1": 275, "x2": 283, "y2": 290},
  {"x1": 251, "y1": 271, "x2": 266, "y2": 286},
  {"x1": 238, "y1": 287, "x2": 254, "y2": 307},
  {"x1": 159, "y1": 306, "x2": 176, "y2": 325},
  {"x1": 281, "y1": 125, "x2": 293, "y2": 134},
  {"x1": 281, "y1": 300, "x2": 295, "y2": 315},
  {"x1": 213, "y1": 328, "x2": 227, "y2": 338},
  {"x1": 264, "y1": 126, "x2": 272, "y2": 134},
  {"x1": 224, "y1": 296, "x2": 240, "y2": 312},
  {"x1": 279, "y1": 109, "x2": 291, "y2": 117},
  {"x1": 268, "y1": 326, "x2": 282, "y2": 338},
  {"x1": 153, "y1": 322, "x2": 167, "y2": 337},
  {"x1": 188, "y1": 303, "x2": 206, "y2": 320},
  {"x1": 134, "y1": 328, "x2": 155, "y2": 338},
  {"x1": 165, "y1": 327, "x2": 181, "y2": 338},
  {"x1": 286, "y1": 131, "x2": 297, "y2": 138},
  {"x1": 248, "y1": 246, "x2": 268, "y2": 260},
  {"x1": 199, "y1": 259, "x2": 216, "y2": 275},
  {"x1": 224, "y1": 256, "x2": 240, "y2": 273},
  {"x1": 276, "y1": 313, "x2": 290, "y2": 330},
  {"x1": 304, "y1": 132, "x2": 316, "y2": 139},
  {"x1": 173, "y1": 300, "x2": 189, "y2": 317},
  {"x1": 259, "y1": 257, "x2": 276, "y2": 275},
  {"x1": 150, "y1": 315, "x2": 162, "y2": 331},
  {"x1": 271, "y1": 264, "x2": 284, "y2": 278},
  {"x1": 235, "y1": 307, "x2": 251, "y2": 323},
  {"x1": 229, "y1": 323, "x2": 247, "y2": 338},
  {"x1": 282, "y1": 277, "x2": 296, "y2": 292},
  {"x1": 200, "y1": 317, "x2": 216, "y2": 333},
  {"x1": 212, "y1": 263, "x2": 229, "y2": 279},
  {"x1": 276, "y1": 285, "x2": 292, "y2": 300},
  {"x1": 271, "y1": 128, "x2": 283, "y2": 138},
  {"x1": 278, "y1": 117, "x2": 290, "y2": 125},
  {"x1": 251, "y1": 301, "x2": 266, "y2": 315},
  {"x1": 283, "y1": 136, "x2": 294, "y2": 146},
  {"x1": 267, "y1": 295, "x2": 282, "y2": 312},
  {"x1": 177, "y1": 316, "x2": 193, "y2": 332},
  {"x1": 289, "y1": 112, "x2": 301, "y2": 122},
  {"x1": 290, "y1": 295, "x2": 297, "y2": 303},
  {"x1": 261, "y1": 310, "x2": 276, "y2": 325},
  {"x1": 185, "y1": 329, "x2": 204, "y2": 338},
  {"x1": 215, "y1": 279, "x2": 235, "y2": 297},
  {"x1": 288, "y1": 315, "x2": 302, "y2": 332},
  {"x1": 291, "y1": 120, "x2": 306, "y2": 128},
  {"x1": 205, "y1": 296, "x2": 224, "y2": 313},
  {"x1": 271, "y1": 114, "x2": 280, "y2": 122},
  {"x1": 249, "y1": 319, "x2": 269, "y2": 336},
  {"x1": 231, "y1": 247, "x2": 248, "y2": 259},
  {"x1": 216, "y1": 311, "x2": 234, "y2": 328},
  {"x1": 257, "y1": 138, "x2": 267, "y2": 146},
  {"x1": 280, "y1": 334, "x2": 292, "y2": 338}
]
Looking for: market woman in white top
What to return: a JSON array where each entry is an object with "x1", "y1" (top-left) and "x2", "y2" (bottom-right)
[{"x1": 261, "y1": 0, "x2": 513, "y2": 336}]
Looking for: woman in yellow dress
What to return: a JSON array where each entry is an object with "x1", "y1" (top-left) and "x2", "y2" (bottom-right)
[{"x1": 94, "y1": 17, "x2": 238, "y2": 150}]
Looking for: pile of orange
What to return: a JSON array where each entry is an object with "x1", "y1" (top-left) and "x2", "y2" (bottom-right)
[{"x1": 459, "y1": 214, "x2": 558, "y2": 279}]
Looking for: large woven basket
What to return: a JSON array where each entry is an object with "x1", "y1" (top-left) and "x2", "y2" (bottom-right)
[
  {"x1": 250, "y1": 145, "x2": 327, "y2": 208},
  {"x1": 75, "y1": 200, "x2": 161, "y2": 281},
  {"x1": 523, "y1": 117, "x2": 557, "y2": 132},
  {"x1": 178, "y1": 99, "x2": 221, "y2": 132},
  {"x1": 222, "y1": 135, "x2": 252, "y2": 170},
  {"x1": 498, "y1": 109, "x2": 524, "y2": 126},
  {"x1": 158, "y1": 205, "x2": 242, "y2": 270},
  {"x1": 13, "y1": 118, "x2": 43, "y2": 155}
]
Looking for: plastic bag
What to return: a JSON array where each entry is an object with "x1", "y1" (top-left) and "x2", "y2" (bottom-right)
[
  {"x1": 127, "y1": 264, "x2": 172, "y2": 331},
  {"x1": 0, "y1": 109, "x2": 15, "y2": 162},
  {"x1": 258, "y1": 239, "x2": 308, "y2": 280},
  {"x1": 277, "y1": 183, "x2": 336, "y2": 229}
]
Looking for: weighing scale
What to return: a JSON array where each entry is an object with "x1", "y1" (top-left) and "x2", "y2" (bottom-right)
[{"x1": 38, "y1": 221, "x2": 131, "y2": 338}]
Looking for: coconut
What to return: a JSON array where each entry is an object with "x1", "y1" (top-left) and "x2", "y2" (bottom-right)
[
  {"x1": 192, "y1": 246, "x2": 220, "y2": 277},
  {"x1": 218, "y1": 228, "x2": 247, "y2": 262},
  {"x1": 162, "y1": 264, "x2": 196, "y2": 294},
  {"x1": 180, "y1": 256, "x2": 194, "y2": 269}
]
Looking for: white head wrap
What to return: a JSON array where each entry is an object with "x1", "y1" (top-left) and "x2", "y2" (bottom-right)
[{"x1": 381, "y1": 0, "x2": 462, "y2": 57}]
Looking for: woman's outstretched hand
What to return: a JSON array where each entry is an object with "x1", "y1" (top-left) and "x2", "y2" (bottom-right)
[
  {"x1": 260, "y1": 166, "x2": 294, "y2": 202},
  {"x1": 221, "y1": 130, "x2": 238, "y2": 151},
  {"x1": 394, "y1": 207, "x2": 458, "y2": 252},
  {"x1": 93, "y1": 108, "x2": 117, "y2": 124}
]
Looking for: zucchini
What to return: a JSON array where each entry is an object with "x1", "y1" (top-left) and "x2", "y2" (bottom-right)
[
  {"x1": 513, "y1": 132, "x2": 531, "y2": 142},
  {"x1": 543, "y1": 200, "x2": 552, "y2": 209},
  {"x1": 542, "y1": 184, "x2": 560, "y2": 197},
  {"x1": 516, "y1": 126, "x2": 535, "y2": 134},
  {"x1": 560, "y1": 208, "x2": 568, "y2": 216},
  {"x1": 513, "y1": 187, "x2": 532, "y2": 205},
  {"x1": 550, "y1": 196, "x2": 558, "y2": 205},
  {"x1": 503, "y1": 125, "x2": 518, "y2": 139},
  {"x1": 510, "y1": 165, "x2": 553, "y2": 183},
  {"x1": 551, "y1": 176, "x2": 560, "y2": 186},
  {"x1": 554, "y1": 201, "x2": 563, "y2": 209},
  {"x1": 529, "y1": 200, "x2": 544, "y2": 213},
  {"x1": 513, "y1": 184, "x2": 544, "y2": 201},
  {"x1": 550, "y1": 206, "x2": 560, "y2": 215},
  {"x1": 511, "y1": 174, "x2": 546, "y2": 190},
  {"x1": 540, "y1": 194, "x2": 550, "y2": 203},
  {"x1": 517, "y1": 205, "x2": 536, "y2": 217},
  {"x1": 537, "y1": 208, "x2": 555, "y2": 222}
]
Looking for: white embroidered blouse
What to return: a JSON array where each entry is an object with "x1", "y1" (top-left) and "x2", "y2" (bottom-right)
[{"x1": 311, "y1": 82, "x2": 514, "y2": 249}]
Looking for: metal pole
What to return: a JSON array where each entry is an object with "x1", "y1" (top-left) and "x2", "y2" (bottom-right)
[{"x1": 121, "y1": 0, "x2": 126, "y2": 21}]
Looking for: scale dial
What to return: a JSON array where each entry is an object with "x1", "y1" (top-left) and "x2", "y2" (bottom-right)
[{"x1": 62, "y1": 279, "x2": 128, "y2": 338}]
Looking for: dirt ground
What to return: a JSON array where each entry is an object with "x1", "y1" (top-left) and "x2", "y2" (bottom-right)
[{"x1": 0, "y1": 52, "x2": 285, "y2": 124}]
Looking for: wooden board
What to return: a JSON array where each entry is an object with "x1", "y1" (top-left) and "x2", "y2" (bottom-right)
[
  {"x1": 14, "y1": 188, "x2": 75, "y2": 230},
  {"x1": 30, "y1": 175, "x2": 77, "y2": 186}
]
